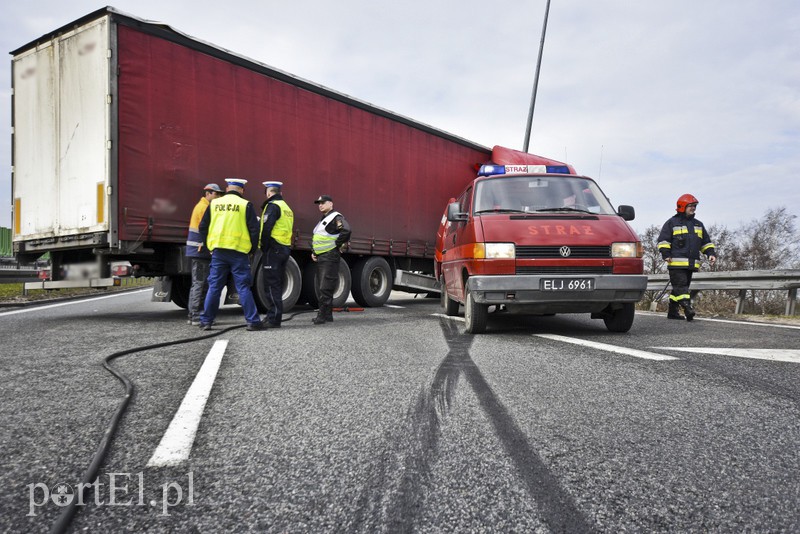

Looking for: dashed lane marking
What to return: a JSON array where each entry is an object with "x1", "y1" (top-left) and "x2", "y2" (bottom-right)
[
  {"x1": 652, "y1": 347, "x2": 800, "y2": 364},
  {"x1": 384, "y1": 304, "x2": 405, "y2": 308},
  {"x1": 536, "y1": 334, "x2": 679, "y2": 361},
  {"x1": 147, "y1": 339, "x2": 228, "y2": 467}
]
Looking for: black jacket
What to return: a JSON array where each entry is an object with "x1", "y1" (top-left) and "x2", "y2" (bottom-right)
[{"x1": 657, "y1": 213, "x2": 716, "y2": 270}]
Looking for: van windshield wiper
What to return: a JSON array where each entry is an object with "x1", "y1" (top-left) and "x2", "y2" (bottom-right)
[
  {"x1": 534, "y1": 207, "x2": 593, "y2": 214},
  {"x1": 474, "y1": 208, "x2": 529, "y2": 214}
]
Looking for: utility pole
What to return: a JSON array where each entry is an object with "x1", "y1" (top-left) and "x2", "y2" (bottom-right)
[{"x1": 523, "y1": 0, "x2": 551, "y2": 153}]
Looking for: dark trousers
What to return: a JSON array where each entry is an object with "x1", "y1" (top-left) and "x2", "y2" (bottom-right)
[
  {"x1": 669, "y1": 269, "x2": 693, "y2": 302},
  {"x1": 188, "y1": 258, "x2": 211, "y2": 320},
  {"x1": 316, "y1": 251, "x2": 340, "y2": 319},
  {"x1": 262, "y1": 245, "x2": 290, "y2": 325},
  {"x1": 201, "y1": 249, "x2": 260, "y2": 325}
]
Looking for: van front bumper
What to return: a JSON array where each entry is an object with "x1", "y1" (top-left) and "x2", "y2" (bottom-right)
[{"x1": 465, "y1": 274, "x2": 647, "y2": 307}]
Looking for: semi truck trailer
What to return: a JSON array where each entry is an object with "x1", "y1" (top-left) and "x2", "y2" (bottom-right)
[{"x1": 11, "y1": 7, "x2": 493, "y2": 311}]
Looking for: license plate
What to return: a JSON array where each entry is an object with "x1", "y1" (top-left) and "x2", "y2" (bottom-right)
[{"x1": 540, "y1": 278, "x2": 594, "y2": 291}]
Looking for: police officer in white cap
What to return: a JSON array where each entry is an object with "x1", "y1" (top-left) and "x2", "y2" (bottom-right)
[
  {"x1": 257, "y1": 180, "x2": 294, "y2": 328},
  {"x1": 198, "y1": 178, "x2": 263, "y2": 330}
]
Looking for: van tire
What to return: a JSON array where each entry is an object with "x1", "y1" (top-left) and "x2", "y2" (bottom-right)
[
  {"x1": 603, "y1": 303, "x2": 635, "y2": 333},
  {"x1": 302, "y1": 259, "x2": 352, "y2": 308},
  {"x1": 351, "y1": 256, "x2": 393, "y2": 307},
  {"x1": 441, "y1": 277, "x2": 459, "y2": 316},
  {"x1": 464, "y1": 289, "x2": 488, "y2": 334}
]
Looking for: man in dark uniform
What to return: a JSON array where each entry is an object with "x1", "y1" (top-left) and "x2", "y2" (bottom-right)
[
  {"x1": 311, "y1": 195, "x2": 351, "y2": 325},
  {"x1": 258, "y1": 181, "x2": 294, "y2": 328},
  {"x1": 657, "y1": 193, "x2": 717, "y2": 321}
]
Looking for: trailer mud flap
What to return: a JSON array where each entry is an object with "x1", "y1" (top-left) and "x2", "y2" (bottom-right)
[{"x1": 151, "y1": 276, "x2": 172, "y2": 302}]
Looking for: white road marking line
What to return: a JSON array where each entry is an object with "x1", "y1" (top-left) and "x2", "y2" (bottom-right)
[
  {"x1": 637, "y1": 311, "x2": 800, "y2": 330},
  {"x1": 536, "y1": 334, "x2": 679, "y2": 361},
  {"x1": 384, "y1": 304, "x2": 405, "y2": 308},
  {"x1": 652, "y1": 347, "x2": 800, "y2": 364},
  {"x1": 0, "y1": 288, "x2": 152, "y2": 316},
  {"x1": 431, "y1": 313, "x2": 464, "y2": 322},
  {"x1": 147, "y1": 340, "x2": 228, "y2": 467}
]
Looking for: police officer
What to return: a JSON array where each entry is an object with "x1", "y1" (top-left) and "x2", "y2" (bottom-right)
[
  {"x1": 657, "y1": 194, "x2": 717, "y2": 321},
  {"x1": 257, "y1": 181, "x2": 294, "y2": 328},
  {"x1": 185, "y1": 183, "x2": 222, "y2": 325},
  {"x1": 198, "y1": 178, "x2": 263, "y2": 331},
  {"x1": 311, "y1": 195, "x2": 351, "y2": 325}
]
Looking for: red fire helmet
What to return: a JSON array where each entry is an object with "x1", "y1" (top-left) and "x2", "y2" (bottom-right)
[{"x1": 676, "y1": 193, "x2": 699, "y2": 213}]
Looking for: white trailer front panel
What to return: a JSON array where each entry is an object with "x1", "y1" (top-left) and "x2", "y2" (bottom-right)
[{"x1": 12, "y1": 16, "x2": 111, "y2": 242}]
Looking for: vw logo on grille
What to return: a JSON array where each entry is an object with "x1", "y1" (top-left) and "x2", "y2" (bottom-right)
[{"x1": 559, "y1": 246, "x2": 571, "y2": 257}]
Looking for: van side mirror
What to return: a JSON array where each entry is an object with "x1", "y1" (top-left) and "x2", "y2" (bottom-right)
[
  {"x1": 446, "y1": 202, "x2": 468, "y2": 222},
  {"x1": 617, "y1": 205, "x2": 635, "y2": 221}
]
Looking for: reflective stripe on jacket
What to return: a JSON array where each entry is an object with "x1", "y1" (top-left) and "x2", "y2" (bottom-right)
[
  {"x1": 207, "y1": 194, "x2": 252, "y2": 253},
  {"x1": 186, "y1": 196, "x2": 211, "y2": 259}
]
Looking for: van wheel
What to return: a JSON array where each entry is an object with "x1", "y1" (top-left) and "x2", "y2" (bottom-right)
[
  {"x1": 464, "y1": 289, "x2": 488, "y2": 334},
  {"x1": 603, "y1": 303, "x2": 635, "y2": 332},
  {"x1": 301, "y1": 260, "x2": 352, "y2": 308},
  {"x1": 351, "y1": 256, "x2": 393, "y2": 307},
  {"x1": 253, "y1": 256, "x2": 302, "y2": 313},
  {"x1": 441, "y1": 276, "x2": 459, "y2": 316}
]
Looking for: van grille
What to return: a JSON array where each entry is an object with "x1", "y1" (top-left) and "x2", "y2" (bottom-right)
[
  {"x1": 515, "y1": 266, "x2": 613, "y2": 275},
  {"x1": 516, "y1": 245, "x2": 611, "y2": 258}
]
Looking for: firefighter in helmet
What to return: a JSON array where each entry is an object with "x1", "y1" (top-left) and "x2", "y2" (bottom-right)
[{"x1": 657, "y1": 194, "x2": 717, "y2": 321}]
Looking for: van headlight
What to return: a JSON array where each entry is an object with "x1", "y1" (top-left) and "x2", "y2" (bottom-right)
[
  {"x1": 611, "y1": 242, "x2": 642, "y2": 258},
  {"x1": 484, "y1": 243, "x2": 516, "y2": 259}
]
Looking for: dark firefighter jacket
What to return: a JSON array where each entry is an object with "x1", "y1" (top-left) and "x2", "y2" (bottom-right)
[{"x1": 657, "y1": 213, "x2": 716, "y2": 270}]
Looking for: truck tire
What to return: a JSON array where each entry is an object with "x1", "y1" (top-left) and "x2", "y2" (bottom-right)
[
  {"x1": 351, "y1": 256, "x2": 393, "y2": 307},
  {"x1": 603, "y1": 303, "x2": 635, "y2": 333},
  {"x1": 170, "y1": 275, "x2": 191, "y2": 309},
  {"x1": 301, "y1": 260, "x2": 352, "y2": 308},
  {"x1": 464, "y1": 288, "x2": 488, "y2": 334},
  {"x1": 253, "y1": 256, "x2": 302, "y2": 313},
  {"x1": 441, "y1": 276, "x2": 459, "y2": 316}
]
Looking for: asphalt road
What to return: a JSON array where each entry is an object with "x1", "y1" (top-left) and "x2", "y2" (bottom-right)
[{"x1": 1, "y1": 290, "x2": 799, "y2": 533}]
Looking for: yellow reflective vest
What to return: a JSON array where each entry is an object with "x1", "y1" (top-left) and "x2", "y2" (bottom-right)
[
  {"x1": 260, "y1": 199, "x2": 294, "y2": 247},
  {"x1": 207, "y1": 194, "x2": 252, "y2": 253}
]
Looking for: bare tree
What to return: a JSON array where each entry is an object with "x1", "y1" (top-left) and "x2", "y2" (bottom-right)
[
  {"x1": 639, "y1": 225, "x2": 666, "y2": 274},
  {"x1": 728, "y1": 207, "x2": 799, "y2": 270}
]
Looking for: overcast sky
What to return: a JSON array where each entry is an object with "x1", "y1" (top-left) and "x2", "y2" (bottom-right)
[{"x1": 1, "y1": 1, "x2": 798, "y2": 234}]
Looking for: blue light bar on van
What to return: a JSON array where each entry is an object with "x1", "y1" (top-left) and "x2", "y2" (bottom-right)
[{"x1": 478, "y1": 164, "x2": 570, "y2": 177}]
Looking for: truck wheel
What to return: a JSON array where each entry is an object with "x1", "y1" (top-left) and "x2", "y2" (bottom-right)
[
  {"x1": 253, "y1": 256, "x2": 302, "y2": 313},
  {"x1": 441, "y1": 276, "x2": 459, "y2": 316},
  {"x1": 464, "y1": 289, "x2": 488, "y2": 334},
  {"x1": 351, "y1": 256, "x2": 393, "y2": 307},
  {"x1": 301, "y1": 260, "x2": 352, "y2": 308},
  {"x1": 170, "y1": 275, "x2": 191, "y2": 309},
  {"x1": 603, "y1": 303, "x2": 635, "y2": 333}
]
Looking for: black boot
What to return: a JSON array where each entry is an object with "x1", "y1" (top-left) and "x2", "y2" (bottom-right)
[
  {"x1": 312, "y1": 305, "x2": 328, "y2": 325},
  {"x1": 667, "y1": 300, "x2": 684, "y2": 320},
  {"x1": 680, "y1": 300, "x2": 696, "y2": 321}
]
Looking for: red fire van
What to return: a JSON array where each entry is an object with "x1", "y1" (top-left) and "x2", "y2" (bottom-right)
[{"x1": 435, "y1": 146, "x2": 647, "y2": 334}]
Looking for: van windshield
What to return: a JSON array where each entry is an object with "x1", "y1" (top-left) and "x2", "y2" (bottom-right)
[{"x1": 473, "y1": 176, "x2": 617, "y2": 215}]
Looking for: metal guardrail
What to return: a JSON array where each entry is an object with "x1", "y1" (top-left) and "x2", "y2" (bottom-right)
[{"x1": 647, "y1": 269, "x2": 800, "y2": 315}]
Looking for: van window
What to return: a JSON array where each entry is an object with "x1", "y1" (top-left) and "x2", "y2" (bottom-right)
[{"x1": 474, "y1": 176, "x2": 616, "y2": 215}]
